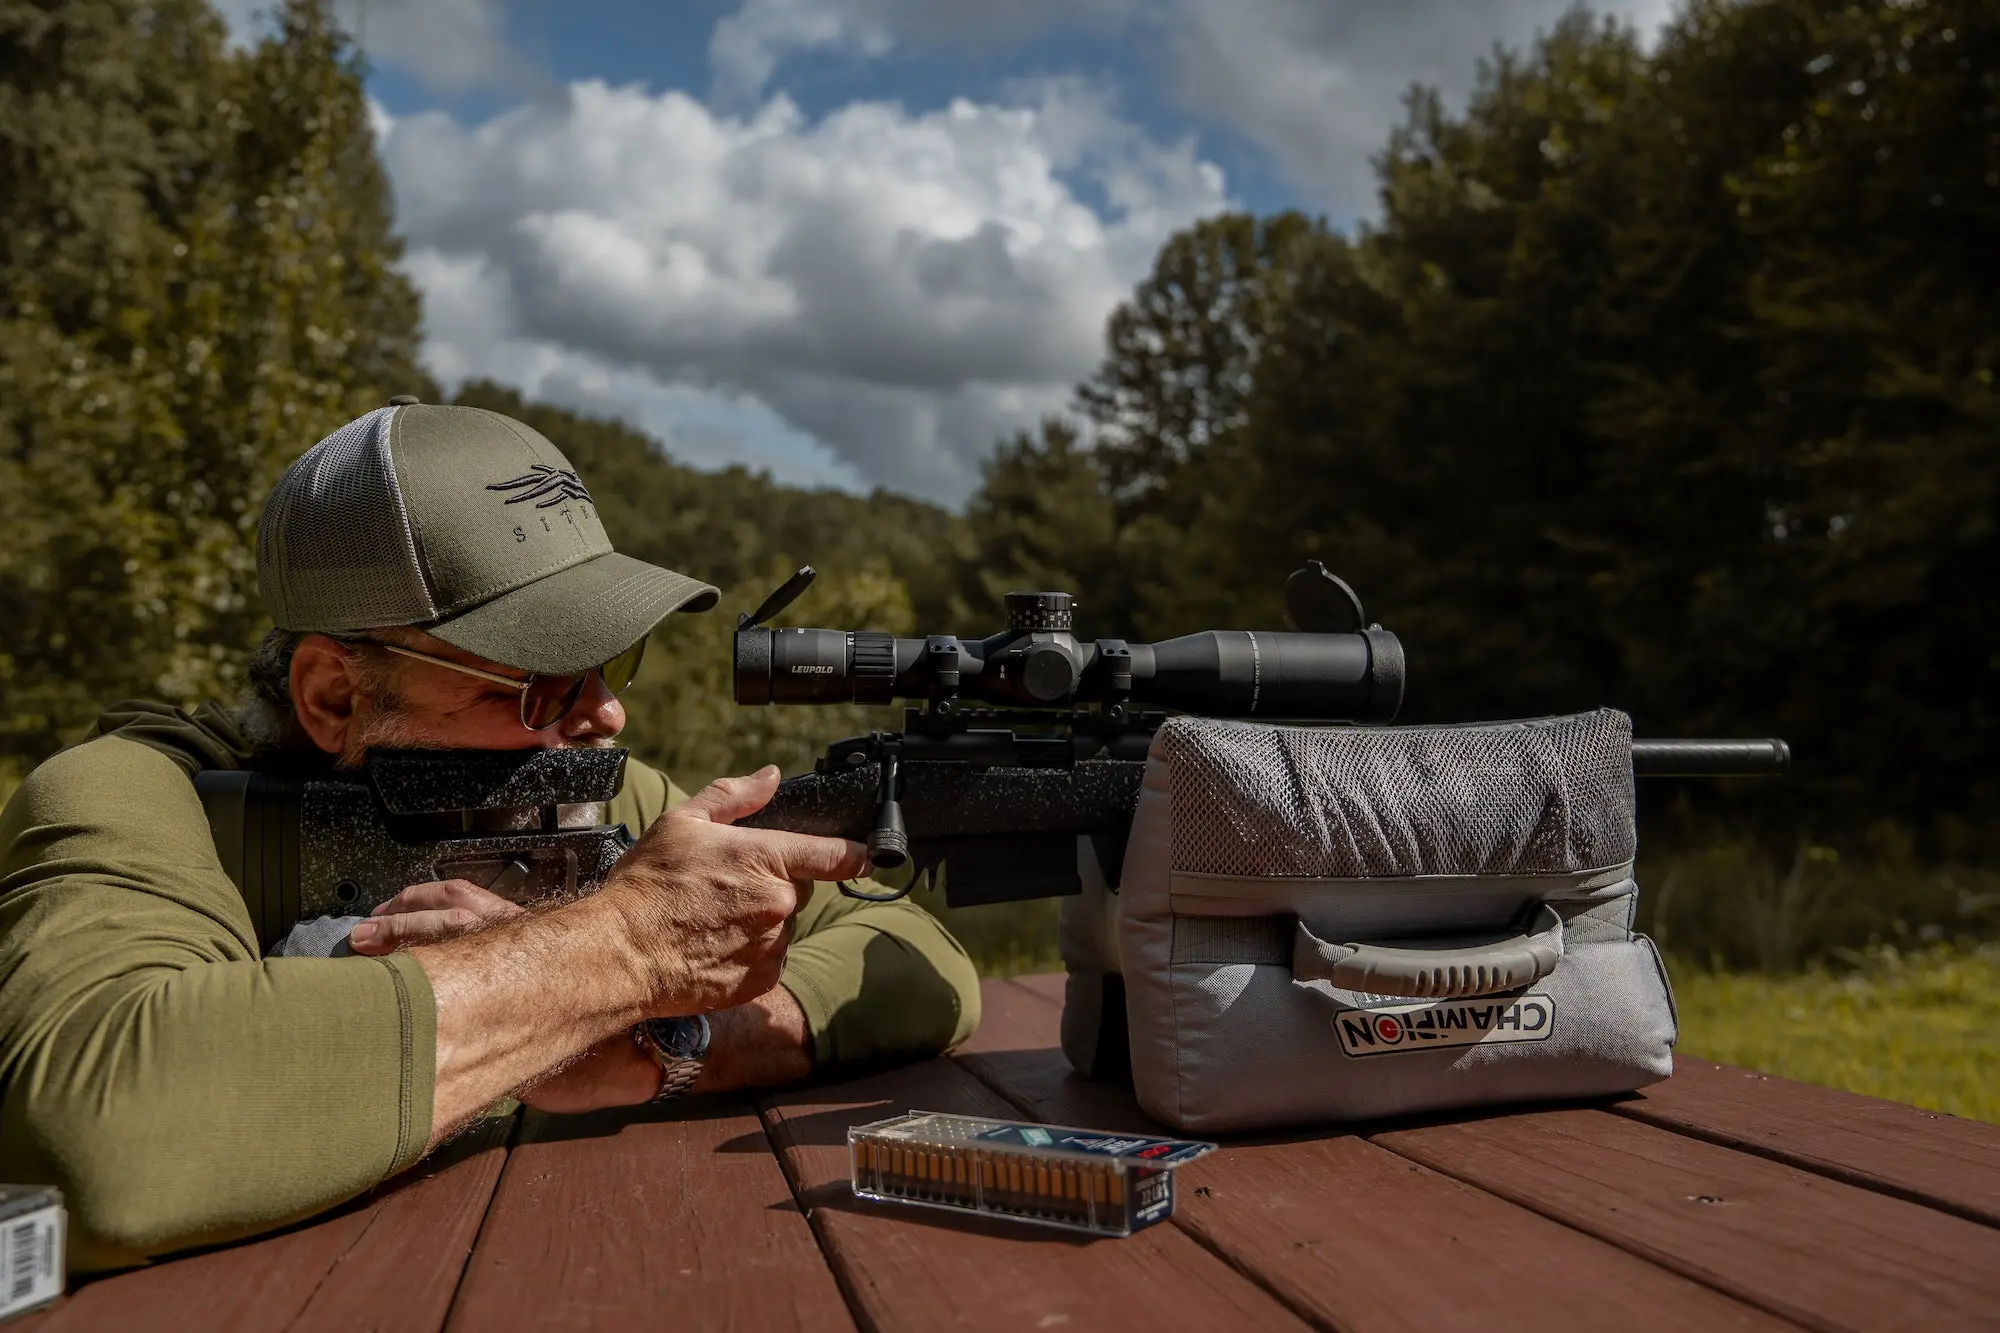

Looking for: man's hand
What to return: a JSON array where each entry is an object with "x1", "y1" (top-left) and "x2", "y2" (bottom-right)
[
  {"x1": 406, "y1": 766, "x2": 865, "y2": 1141},
  {"x1": 347, "y1": 879, "x2": 525, "y2": 956},
  {"x1": 597, "y1": 765, "x2": 867, "y2": 1017}
]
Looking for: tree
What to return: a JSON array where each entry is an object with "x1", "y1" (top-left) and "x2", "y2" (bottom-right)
[
  {"x1": 1078, "y1": 212, "x2": 1323, "y2": 515},
  {"x1": 952, "y1": 419, "x2": 1121, "y2": 627},
  {"x1": 994, "y1": 0, "x2": 1999, "y2": 851},
  {"x1": 0, "y1": 0, "x2": 427, "y2": 780}
]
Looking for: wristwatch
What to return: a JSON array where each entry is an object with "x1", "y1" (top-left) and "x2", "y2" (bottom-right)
[{"x1": 632, "y1": 1014, "x2": 710, "y2": 1103}]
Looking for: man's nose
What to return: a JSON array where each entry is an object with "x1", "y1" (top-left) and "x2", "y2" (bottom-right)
[{"x1": 559, "y1": 672, "x2": 626, "y2": 742}]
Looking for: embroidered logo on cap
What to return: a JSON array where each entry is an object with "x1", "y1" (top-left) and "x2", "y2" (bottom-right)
[{"x1": 488, "y1": 465, "x2": 593, "y2": 508}]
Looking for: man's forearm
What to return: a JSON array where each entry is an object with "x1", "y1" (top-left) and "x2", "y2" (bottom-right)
[{"x1": 411, "y1": 890, "x2": 659, "y2": 1146}]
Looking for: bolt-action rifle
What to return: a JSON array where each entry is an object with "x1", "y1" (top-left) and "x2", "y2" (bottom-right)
[
  {"x1": 197, "y1": 562, "x2": 1789, "y2": 942},
  {"x1": 731, "y1": 565, "x2": 1790, "y2": 906}
]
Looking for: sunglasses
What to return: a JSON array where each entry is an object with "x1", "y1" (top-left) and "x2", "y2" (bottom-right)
[{"x1": 355, "y1": 636, "x2": 648, "y2": 731}]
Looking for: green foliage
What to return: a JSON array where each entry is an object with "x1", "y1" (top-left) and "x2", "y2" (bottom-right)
[
  {"x1": 993, "y1": 0, "x2": 2000, "y2": 863},
  {"x1": 1640, "y1": 829, "x2": 2000, "y2": 970},
  {"x1": 447, "y1": 381, "x2": 971, "y2": 630},
  {"x1": 0, "y1": 0, "x2": 426, "y2": 780},
  {"x1": 1671, "y1": 943, "x2": 2000, "y2": 1124},
  {"x1": 951, "y1": 419, "x2": 1122, "y2": 629}
]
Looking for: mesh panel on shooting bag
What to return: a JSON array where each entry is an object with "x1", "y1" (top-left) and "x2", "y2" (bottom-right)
[
  {"x1": 1065, "y1": 709, "x2": 1677, "y2": 1133},
  {"x1": 1162, "y1": 709, "x2": 1636, "y2": 879}
]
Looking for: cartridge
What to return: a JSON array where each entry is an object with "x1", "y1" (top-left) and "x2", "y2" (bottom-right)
[{"x1": 848, "y1": 1111, "x2": 1216, "y2": 1237}]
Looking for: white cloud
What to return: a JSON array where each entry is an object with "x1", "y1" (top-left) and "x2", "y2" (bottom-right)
[
  {"x1": 708, "y1": 0, "x2": 1681, "y2": 214},
  {"x1": 380, "y1": 82, "x2": 1228, "y2": 502},
  {"x1": 411, "y1": 247, "x2": 867, "y2": 488}
]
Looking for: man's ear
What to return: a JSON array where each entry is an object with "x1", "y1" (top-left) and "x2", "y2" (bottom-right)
[{"x1": 290, "y1": 635, "x2": 362, "y2": 756}]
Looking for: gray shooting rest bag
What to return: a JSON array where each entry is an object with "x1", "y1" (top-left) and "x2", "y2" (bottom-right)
[{"x1": 1059, "y1": 709, "x2": 1676, "y2": 1132}]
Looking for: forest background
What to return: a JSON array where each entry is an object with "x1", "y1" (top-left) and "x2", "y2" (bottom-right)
[{"x1": 2, "y1": 0, "x2": 1996, "y2": 1111}]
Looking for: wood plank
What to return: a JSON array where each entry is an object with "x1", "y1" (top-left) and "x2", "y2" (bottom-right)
[
  {"x1": 1372, "y1": 1107, "x2": 2000, "y2": 1333},
  {"x1": 954, "y1": 975, "x2": 1065, "y2": 1058},
  {"x1": 1613, "y1": 1058, "x2": 2000, "y2": 1226},
  {"x1": 954, "y1": 979, "x2": 1161, "y2": 1135},
  {"x1": 958, "y1": 980, "x2": 1793, "y2": 1333},
  {"x1": 1005, "y1": 970, "x2": 1067, "y2": 1008},
  {"x1": 35, "y1": 1111, "x2": 514, "y2": 1333},
  {"x1": 759, "y1": 1054, "x2": 1312, "y2": 1333},
  {"x1": 289, "y1": 1112, "x2": 514, "y2": 1333},
  {"x1": 446, "y1": 1098, "x2": 850, "y2": 1333}
]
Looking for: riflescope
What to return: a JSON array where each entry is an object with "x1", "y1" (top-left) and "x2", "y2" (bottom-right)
[{"x1": 733, "y1": 564, "x2": 1406, "y2": 723}]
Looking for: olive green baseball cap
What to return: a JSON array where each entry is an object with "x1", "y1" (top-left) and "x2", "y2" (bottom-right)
[{"x1": 257, "y1": 398, "x2": 719, "y2": 675}]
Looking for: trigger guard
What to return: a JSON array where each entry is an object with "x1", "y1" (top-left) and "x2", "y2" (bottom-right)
[
  {"x1": 836, "y1": 877, "x2": 910, "y2": 903},
  {"x1": 836, "y1": 852, "x2": 944, "y2": 904}
]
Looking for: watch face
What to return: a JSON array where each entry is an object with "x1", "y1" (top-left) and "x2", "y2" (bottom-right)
[{"x1": 653, "y1": 1015, "x2": 710, "y2": 1061}]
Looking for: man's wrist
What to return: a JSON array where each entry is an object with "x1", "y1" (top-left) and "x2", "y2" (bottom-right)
[
  {"x1": 694, "y1": 986, "x2": 811, "y2": 1094},
  {"x1": 581, "y1": 877, "x2": 687, "y2": 1022}
]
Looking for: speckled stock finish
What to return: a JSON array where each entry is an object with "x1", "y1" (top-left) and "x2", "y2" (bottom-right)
[
  {"x1": 365, "y1": 745, "x2": 630, "y2": 814},
  {"x1": 296, "y1": 781, "x2": 630, "y2": 920},
  {"x1": 740, "y1": 759, "x2": 1147, "y2": 843}
]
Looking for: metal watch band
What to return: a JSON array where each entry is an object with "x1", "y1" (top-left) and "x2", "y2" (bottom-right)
[
  {"x1": 649, "y1": 1055, "x2": 704, "y2": 1103},
  {"x1": 633, "y1": 1016, "x2": 708, "y2": 1104}
]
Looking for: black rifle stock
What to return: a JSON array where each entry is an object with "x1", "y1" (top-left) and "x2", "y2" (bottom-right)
[{"x1": 196, "y1": 747, "x2": 634, "y2": 949}]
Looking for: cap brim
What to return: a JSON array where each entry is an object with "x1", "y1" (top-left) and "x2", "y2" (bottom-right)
[{"x1": 427, "y1": 552, "x2": 719, "y2": 676}]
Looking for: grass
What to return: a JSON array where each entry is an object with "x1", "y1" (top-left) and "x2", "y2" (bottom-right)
[{"x1": 1668, "y1": 943, "x2": 2000, "y2": 1124}]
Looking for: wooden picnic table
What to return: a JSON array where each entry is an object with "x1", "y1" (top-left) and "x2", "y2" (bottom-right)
[{"x1": 22, "y1": 973, "x2": 2000, "y2": 1331}]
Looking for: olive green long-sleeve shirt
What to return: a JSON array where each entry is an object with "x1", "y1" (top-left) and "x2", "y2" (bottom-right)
[{"x1": 0, "y1": 701, "x2": 980, "y2": 1272}]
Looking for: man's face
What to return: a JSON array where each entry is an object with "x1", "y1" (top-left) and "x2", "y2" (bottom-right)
[{"x1": 297, "y1": 629, "x2": 628, "y2": 766}]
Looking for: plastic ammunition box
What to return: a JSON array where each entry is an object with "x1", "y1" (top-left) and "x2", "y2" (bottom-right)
[
  {"x1": 0, "y1": 1186, "x2": 64, "y2": 1321},
  {"x1": 849, "y1": 1111, "x2": 1216, "y2": 1237}
]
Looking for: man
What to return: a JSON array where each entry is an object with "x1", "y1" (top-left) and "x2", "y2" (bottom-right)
[{"x1": 0, "y1": 399, "x2": 981, "y2": 1272}]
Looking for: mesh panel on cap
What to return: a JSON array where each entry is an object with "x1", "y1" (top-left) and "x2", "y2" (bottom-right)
[
  {"x1": 258, "y1": 408, "x2": 438, "y2": 629},
  {"x1": 1161, "y1": 710, "x2": 1635, "y2": 879}
]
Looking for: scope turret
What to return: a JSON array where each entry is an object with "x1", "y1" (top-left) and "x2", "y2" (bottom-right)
[{"x1": 1004, "y1": 591, "x2": 1074, "y2": 632}]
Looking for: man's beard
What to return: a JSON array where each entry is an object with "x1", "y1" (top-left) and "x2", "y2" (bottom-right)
[{"x1": 336, "y1": 697, "x2": 437, "y2": 771}]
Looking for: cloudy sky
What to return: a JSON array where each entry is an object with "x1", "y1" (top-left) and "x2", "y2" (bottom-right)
[{"x1": 218, "y1": 0, "x2": 1677, "y2": 504}]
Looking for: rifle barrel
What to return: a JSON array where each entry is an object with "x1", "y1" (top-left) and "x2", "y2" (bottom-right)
[{"x1": 1631, "y1": 738, "x2": 1790, "y2": 776}]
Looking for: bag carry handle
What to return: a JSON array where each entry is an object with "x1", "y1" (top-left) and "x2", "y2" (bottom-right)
[{"x1": 1292, "y1": 904, "x2": 1564, "y2": 999}]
